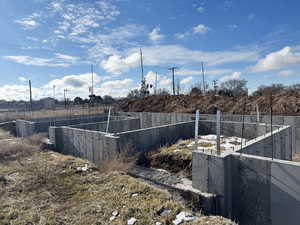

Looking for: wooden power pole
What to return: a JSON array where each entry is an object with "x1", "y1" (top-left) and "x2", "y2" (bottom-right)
[{"x1": 28, "y1": 80, "x2": 33, "y2": 111}]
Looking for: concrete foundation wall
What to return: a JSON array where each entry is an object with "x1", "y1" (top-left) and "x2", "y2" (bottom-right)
[
  {"x1": 237, "y1": 126, "x2": 293, "y2": 160},
  {"x1": 29, "y1": 113, "x2": 107, "y2": 122},
  {"x1": 0, "y1": 121, "x2": 16, "y2": 136},
  {"x1": 119, "y1": 112, "x2": 193, "y2": 128},
  {"x1": 117, "y1": 121, "x2": 195, "y2": 154},
  {"x1": 198, "y1": 120, "x2": 282, "y2": 140},
  {"x1": 50, "y1": 121, "x2": 196, "y2": 163},
  {"x1": 193, "y1": 151, "x2": 300, "y2": 225},
  {"x1": 16, "y1": 115, "x2": 126, "y2": 137},
  {"x1": 49, "y1": 126, "x2": 119, "y2": 164},
  {"x1": 70, "y1": 118, "x2": 140, "y2": 133},
  {"x1": 16, "y1": 120, "x2": 36, "y2": 137},
  {"x1": 200, "y1": 113, "x2": 299, "y2": 154},
  {"x1": 120, "y1": 112, "x2": 299, "y2": 154}
]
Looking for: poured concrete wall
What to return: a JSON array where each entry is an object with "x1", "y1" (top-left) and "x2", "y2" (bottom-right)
[
  {"x1": 50, "y1": 120, "x2": 195, "y2": 163},
  {"x1": 0, "y1": 121, "x2": 16, "y2": 136},
  {"x1": 120, "y1": 112, "x2": 299, "y2": 154},
  {"x1": 231, "y1": 153, "x2": 300, "y2": 225},
  {"x1": 237, "y1": 126, "x2": 293, "y2": 160},
  {"x1": 200, "y1": 113, "x2": 299, "y2": 154},
  {"x1": 117, "y1": 121, "x2": 195, "y2": 154},
  {"x1": 49, "y1": 126, "x2": 119, "y2": 164},
  {"x1": 119, "y1": 112, "x2": 193, "y2": 128},
  {"x1": 193, "y1": 152, "x2": 300, "y2": 225},
  {"x1": 198, "y1": 120, "x2": 282, "y2": 140},
  {"x1": 70, "y1": 117, "x2": 140, "y2": 133},
  {"x1": 193, "y1": 123, "x2": 298, "y2": 225},
  {"x1": 16, "y1": 114, "x2": 123, "y2": 137}
]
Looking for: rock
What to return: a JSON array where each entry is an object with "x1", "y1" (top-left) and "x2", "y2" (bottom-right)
[
  {"x1": 172, "y1": 212, "x2": 197, "y2": 225},
  {"x1": 155, "y1": 222, "x2": 162, "y2": 225},
  {"x1": 109, "y1": 216, "x2": 116, "y2": 221},
  {"x1": 0, "y1": 175, "x2": 8, "y2": 185},
  {"x1": 158, "y1": 208, "x2": 171, "y2": 217},
  {"x1": 131, "y1": 193, "x2": 138, "y2": 197},
  {"x1": 76, "y1": 164, "x2": 89, "y2": 173},
  {"x1": 127, "y1": 217, "x2": 137, "y2": 225},
  {"x1": 112, "y1": 211, "x2": 119, "y2": 216}
]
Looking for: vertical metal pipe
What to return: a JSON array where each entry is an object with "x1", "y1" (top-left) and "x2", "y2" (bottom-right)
[
  {"x1": 106, "y1": 107, "x2": 111, "y2": 133},
  {"x1": 195, "y1": 110, "x2": 199, "y2": 151},
  {"x1": 256, "y1": 103, "x2": 260, "y2": 124},
  {"x1": 216, "y1": 110, "x2": 221, "y2": 155}
]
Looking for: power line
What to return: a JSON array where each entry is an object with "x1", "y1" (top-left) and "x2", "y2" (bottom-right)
[{"x1": 168, "y1": 67, "x2": 178, "y2": 95}]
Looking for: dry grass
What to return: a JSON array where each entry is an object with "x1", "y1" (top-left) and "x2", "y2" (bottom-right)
[
  {"x1": 0, "y1": 137, "x2": 235, "y2": 225},
  {"x1": 0, "y1": 129, "x2": 13, "y2": 140},
  {"x1": 97, "y1": 152, "x2": 136, "y2": 174},
  {"x1": 293, "y1": 153, "x2": 300, "y2": 162}
]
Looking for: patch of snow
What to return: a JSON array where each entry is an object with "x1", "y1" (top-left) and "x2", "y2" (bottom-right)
[
  {"x1": 127, "y1": 217, "x2": 137, "y2": 225},
  {"x1": 112, "y1": 211, "x2": 119, "y2": 216},
  {"x1": 76, "y1": 164, "x2": 88, "y2": 172},
  {"x1": 155, "y1": 222, "x2": 162, "y2": 225},
  {"x1": 160, "y1": 209, "x2": 171, "y2": 216},
  {"x1": 172, "y1": 212, "x2": 197, "y2": 225},
  {"x1": 109, "y1": 216, "x2": 116, "y2": 221},
  {"x1": 131, "y1": 193, "x2": 138, "y2": 197}
]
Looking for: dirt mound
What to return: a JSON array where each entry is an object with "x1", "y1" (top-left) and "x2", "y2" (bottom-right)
[{"x1": 118, "y1": 92, "x2": 300, "y2": 115}]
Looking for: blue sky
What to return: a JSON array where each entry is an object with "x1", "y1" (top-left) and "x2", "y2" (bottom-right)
[{"x1": 0, "y1": 0, "x2": 300, "y2": 100}]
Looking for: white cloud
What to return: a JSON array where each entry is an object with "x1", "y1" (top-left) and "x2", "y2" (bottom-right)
[
  {"x1": 18, "y1": 77, "x2": 28, "y2": 82},
  {"x1": 100, "y1": 52, "x2": 140, "y2": 74},
  {"x1": 228, "y1": 24, "x2": 238, "y2": 29},
  {"x1": 219, "y1": 72, "x2": 241, "y2": 82},
  {"x1": 15, "y1": 19, "x2": 40, "y2": 29},
  {"x1": 0, "y1": 73, "x2": 135, "y2": 100},
  {"x1": 100, "y1": 45, "x2": 261, "y2": 74},
  {"x1": 176, "y1": 68, "x2": 233, "y2": 76},
  {"x1": 180, "y1": 76, "x2": 193, "y2": 85},
  {"x1": 87, "y1": 24, "x2": 145, "y2": 60},
  {"x1": 174, "y1": 32, "x2": 190, "y2": 40},
  {"x1": 100, "y1": 79, "x2": 133, "y2": 89},
  {"x1": 193, "y1": 24, "x2": 210, "y2": 35},
  {"x1": 251, "y1": 46, "x2": 300, "y2": 72},
  {"x1": 145, "y1": 71, "x2": 171, "y2": 89},
  {"x1": 55, "y1": 53, "x2": 78, "y2": 62},
  {"x1": 278, "y1": 70, "x2": 294, "y2": 76},
  {"x1": 149, "y1": 27, "x2": 164, "y2": 43},
  {"x1": 197, "y1": 7, "x2": 205, "y2": 13},
  {"x1": 3, "y1": 53, "x2": 80, "y2": 67}
]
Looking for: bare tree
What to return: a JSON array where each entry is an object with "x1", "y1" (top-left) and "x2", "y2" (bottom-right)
[{"x1": 219, "y1": 79, "x2": 248, "y2": 97}]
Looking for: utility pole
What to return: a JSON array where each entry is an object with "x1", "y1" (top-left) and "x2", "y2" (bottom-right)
[
  {"x1": 53, "y1": 85, "x2": 56, "y2": 99},
  {"x1": 64, "y1": 89, "x2": 68, "y2": 109},
  {"x1": 140, "y1": 48, "x2": 147, "y2": 97},
  {"x1": 91, "y1": 64, "x2": 94, "y2": 96},
  {"x1": 168, "y1": 67, "x2": 178, "y2": 95},
  {"x1": 201, "y1": 62, "x2": 206, "y2": 95},
  {"x1": 29, "y1": 80, "x2": 33, "y2": 111},
  {"x1": 213, "y1": 80, "x2": 218, "y2": 95}
]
